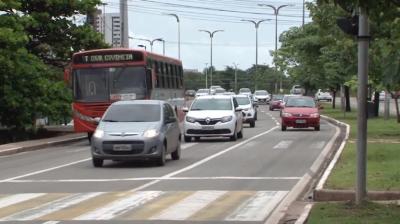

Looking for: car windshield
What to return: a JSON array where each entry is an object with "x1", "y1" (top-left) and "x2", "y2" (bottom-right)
[
  {"x1": 103, "y1": 104, "x2": 160, "y2": 122},
  {"x1": 197, "y1": 89, "x2": 209, "y2": 93},
  {"x1": 273, "y1": 95, "x2": 284, "y2": 100},
  {"x1": 239, "y1": 88, "x2": 251, "y2": 93},
  {"x1": 191, "y1": 98, "x2": 232, "y2": 110},
  {"x1": 73, "y1": 67, "x2": 147, "y2": 102},
  {"x1": 215, "y1": 88, "x2": 225, "y2": 93},
  {"x1": 255, "y1": 91, "x2": 268, "y2": 95},
  {"x1": 285, "y1": 98, "x2": 316, "y2": 108},
  {"x1": 236, "y1": 97, "x2": 250, "y2": 105}
]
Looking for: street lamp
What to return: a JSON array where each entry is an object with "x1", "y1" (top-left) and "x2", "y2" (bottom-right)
[
  {"x1": 258, "y1": 4, "x2": 292, "y2": 92},
  {"x1": 129, "y1": 37, "x2": 164, "y2": 53},
  {"x1": 137, "y1": 44, "x2": 147, "y2": 51},
  {"x1": 241, "y1": 19, "x2": 270, "y2": 90},
  {"x1": 199, "y1": 29, "x2": 224, "y2": 86},
  {"x1": 164, "y1": 13, "x2": 180, "y2": 59}
]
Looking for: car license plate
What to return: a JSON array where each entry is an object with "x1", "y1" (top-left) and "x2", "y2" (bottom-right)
[
  {"x1": 113, "y1": 144, "x2": 132, "y2": 151},
  {"x1": 202, "y1": 125, "x2": 214, "y2": 130},
  {"x1": 296, "y1": 119, "x2": 306, "y2": 124}
]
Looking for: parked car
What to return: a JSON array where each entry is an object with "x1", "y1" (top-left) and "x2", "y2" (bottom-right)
[
  {"x1": 196, "y1": 88, "x2": 210, "y2": 97},
  {"x1": 91, "y1": 100, "x2": 181, "y2": 167},
  {"x1": 253, "y1": 90, "x2": 271, "y2": 104},
  {"x1": 183, "y1": 95, "x2": 243, "y2": 142},
  {"x1": 214, "y1": 87, "x2": 226, "y2": 95},
  {"x1": 281, "y1": 96, "x2": 321, "y2": 131},
  {"x1": 269, "y1": 94, "x2": 284, "y2": 111},
  {"x1": 372, "y1": 91, "x2": 391, "y2": 101},
  {"x1": 185, "y1": 89, "x2": 196, "y2": 97},
  {"x1": 239, "y1": 88, "x2": 252, "y2": 97},
  {"x1": 315, "y1": 89, "x2": 332, "y2": 102},
  {"x1": 209, "y1": 85, "x2": 222, "y2": 95},
  {"x1": 235, "y1": 95, "x2": 257, "y2": 127}
]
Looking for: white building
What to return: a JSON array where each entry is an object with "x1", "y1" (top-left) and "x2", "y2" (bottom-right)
[{"x1": 93, "y1": 12, "x2": 122, "y2": 47}]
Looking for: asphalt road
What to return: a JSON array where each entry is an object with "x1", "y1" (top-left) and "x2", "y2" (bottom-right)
[{"x1": 0, "y1": 105, "x2": 338, "y2": 224}]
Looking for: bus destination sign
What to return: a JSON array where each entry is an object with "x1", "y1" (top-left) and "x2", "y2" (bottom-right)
[{"x1": 74, "y1": 52, "x2": 143, "y2": 64}]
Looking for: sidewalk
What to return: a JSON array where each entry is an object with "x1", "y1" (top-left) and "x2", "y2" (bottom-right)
[{"x1": 0, "y1": 132, "x2": 86, "y2": 156}]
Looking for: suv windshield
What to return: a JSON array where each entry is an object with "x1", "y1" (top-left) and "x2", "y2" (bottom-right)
[
  {"x1": 236, "y1": 97, "x2": 250, "y2": 105},
  {"x1": 286, "y1": 98, "x2": 316, "y2": 108},
  {"x1": 239, "y1": 88, "x2": 251, "y2": 93},
  {"x1": 73, "y1": 67, "x2": 147, "y2": 102},
  {"x1": 255, "y1": 91, "x2": 268, "y2": 95},
  {"x1": 191, "y1": 98, "x2": 232, "y2": 110},
  {"x1": 103, "y1": 104, "x2": 160, "y2": 122}
]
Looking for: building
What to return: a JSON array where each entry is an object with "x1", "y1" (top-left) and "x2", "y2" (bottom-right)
[{"x1": 90, "y1": 11, "x2": 122, "y2": 47}]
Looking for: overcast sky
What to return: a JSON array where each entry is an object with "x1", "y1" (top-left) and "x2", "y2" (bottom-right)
[{"x1": 102, "y1": 0, "x2": 312, "y2": 71}]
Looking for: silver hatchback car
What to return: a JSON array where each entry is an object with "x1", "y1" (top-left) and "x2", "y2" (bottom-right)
[{"x1": 91, "y1": 100, "x2": 181, "y2": 167}]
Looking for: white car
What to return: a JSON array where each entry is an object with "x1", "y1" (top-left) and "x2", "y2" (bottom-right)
[
  {"x1": 253, "y1": 90, "x2": 271, "y2": 104},
  {"x1": 183, "y1": 95, "x2": 243, "y2": 142},
  {"x1": 196, "y1": 88, "x2": 210, "y2": 97},
  {"x1": 239, "y1": 88, "x2": 252, "y2": 97},
  {"x1": 209, "y1": 85, "x2": 222, "y2": 95},
  {"x1": 235, "y1": 95, "x2": 257, "y2": 127},
  {"x1": 315, "y1": 89, "x2": 332, "y2": 102}
]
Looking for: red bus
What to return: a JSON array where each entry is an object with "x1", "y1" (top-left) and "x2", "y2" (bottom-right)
[{"x1": 64, "y1": 48, "x2": 185, "y2": 139}]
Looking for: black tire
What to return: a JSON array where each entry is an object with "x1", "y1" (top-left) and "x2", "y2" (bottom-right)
[
  {"x1": 230, "y1": 128, "x2": 238, "y2": 141},
  {"x1": 315, "y1": 125, "x2": 320, "y2": 131},
  {"x1": 194, "y1": 137, "x2": 200, "y2": 141},
  {"x1": 254, "y1": 112, "x2": 258, "y2": 121},
  {"x1": 92, "y1": 157, "x2": 103, "y2": 167},
  {"x1": 184, "y1": 135, "x2": 191, "y2": 142},
  {"x1": 269, "y1": 107, "x2": 273, "y2": 111},
  {"x1": 87, "y1": 132, "x2": 93, "y2": 143},
  {"x1": 250, "y1": 120, "x2": 255, "y2": 128},
  {"x1": 157, "y1": 144, "x2": 166, "y2": 166},
  {"x1": 281, "y1": 124, "x2": 287, "y2": 131},
  {"x1": 237, "y1": 127, "x2": 243, "y2": 139},
  {"x1": 171, "y1": 141, "x2": 181, "y2": 160}
]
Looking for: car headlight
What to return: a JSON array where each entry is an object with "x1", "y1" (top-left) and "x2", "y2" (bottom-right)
[
  {"x1": 186, "y1": 116, "x2": 196, "y2": 123},
  {"x1": 282, "y1": 112, "x2": 292, "y2": 117},
  {"x1": 310, "y1": 113, "x2": 320, "y2": 118},
  {"x1": 93, "y1": 129, "x2": 104, "y2": 138},
  {"x1": 143, "y1": 129, "x2": 159, "y2": 138},
  {"x1": 221, "y1": 116, "x2": 233, "y2": 123}
]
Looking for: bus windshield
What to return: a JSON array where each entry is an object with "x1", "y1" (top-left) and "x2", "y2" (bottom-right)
[{"x1": 73, "y1": 67, "x2": 147, "y2": 102}]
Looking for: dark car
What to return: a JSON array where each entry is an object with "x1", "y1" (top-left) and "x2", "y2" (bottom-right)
[
  {"x1": 269, "y1": 94, "x2": 284, "y2": 111},
  {"x1": 281, "y1": 96, "x2": 321, "y2": 131},
  {"x1": 91, "y1": 100, "x2": 181, "y2": 167}
]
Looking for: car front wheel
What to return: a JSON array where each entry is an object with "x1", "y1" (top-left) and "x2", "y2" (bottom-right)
[
  {"x1": 184, "y1": 135, "x2": 191, "y2": 142},
  {"x1": 230, "y1": 128, "x2": 238, "y2": 141},
  {"x1": 157, "y1": 144, "x2": 166, "y2": 166},
  {"x1": 281, "y1": 124, "x2": 287, "y2": 131},
  {"x1": 314, "y1": 125, "x2": 320, "y2": 131},
  {"x1": 171, "y1": 141, "x2": 181, "y2": 160},
  {"x1": 92, "y1": 157, "x2": 103, "y2": 167}
]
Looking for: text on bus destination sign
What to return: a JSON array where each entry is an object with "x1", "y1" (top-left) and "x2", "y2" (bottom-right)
[{"x1": 84, "y1": 54, "x2": 134, "y2": 62}]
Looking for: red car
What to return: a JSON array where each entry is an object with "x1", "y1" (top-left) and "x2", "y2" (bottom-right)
[
  {"x1": 281, "y1": 96, "x2": 321, "y2": 131},
  {"x1": 269, "y1": 94, "x2": 284, "y2": 111}
]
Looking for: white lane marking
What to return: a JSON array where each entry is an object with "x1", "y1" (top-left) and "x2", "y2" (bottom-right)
[
  {"x1": 150, "y1": 191, "x2": 227, "y2": 220},
  {"x1": 0, "y1": 147, "x2": 22, "y2": 153},
  {"x1": 0, "y1": 143, "x2": 198, "y2": 182},
  {"x1": 0, "y1": 193, "x2": 46, "y2": 209},
  {"x1": 1, "y1": 192, "x2": 102, "y2": 221},
  {"x1": 129, "y1": 126, "x2": 279, "y2": 192},
  {"x1": 41, "y1": 221, "x2": 60, "y2": 224},
  {"x1": 75, "y1": 191, "x2": 163, "y2": 220},
  {"x1": 8, "y1": 176, "x2": 301, "y2": 183},
  {"x1": 0, "y1": 158, "x2": 91, "y2": 183},
  {"x1": 181, "y1": 143, "x2": 197, "y2": 150},
  {"x1": 310, "y1": 141, "x2": 326, "y2": 149},
  {"x1": 226, "y1": 191, "x2": 288, "y2": 221},
  {"x1": 273, "y1": 141, "x2": 293, "y2": 149}
]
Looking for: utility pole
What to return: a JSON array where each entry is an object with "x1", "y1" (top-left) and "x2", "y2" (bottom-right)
[
  {"x1": 233, "y1": 63, "x2": 239, "y2": 93},
  {"x1": 165, "y1": 14, "x2": 180, "y2": 59},
  {"x1": 356, "y1": 7, "x2": 369, "y2": 205},
  {"x1": 120, "y1": 0, "x2": 129, "y2": 47},
  {"x1": 302, "y1": 0, "x2": 305, "y2": 26},
  {"x1": 205, "y1": 63, "x2": 208, "y2": 88}
]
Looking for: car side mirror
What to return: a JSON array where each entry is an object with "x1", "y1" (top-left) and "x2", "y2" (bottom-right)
[
  {"x1": 166, "y1": 117, "x2": 177, "y2": 124},
  {"x1": 94, "y1": 117, "x2": 101, "y2": 124},
  {"x1": 235, "y1": 107, "x2": 243, "y2": 112},
  {"x1": 182, "y1": 107, "x2": 189, "y2": 113}
]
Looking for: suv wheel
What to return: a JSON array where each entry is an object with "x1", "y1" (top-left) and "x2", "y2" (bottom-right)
[
  {"x1": 171, "y1": 141, "x2": 181, "y2": 160},
  {"x1": 184, "y1": 135, "x2": 191, "y2": 142},
  {"x1": 250, "y1": 120, "x2": 255, "y2": 128}
]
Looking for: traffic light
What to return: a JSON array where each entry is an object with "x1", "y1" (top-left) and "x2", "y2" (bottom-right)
[{"x1": 337, "y1": 15, "x2": 358, "y2": 36}]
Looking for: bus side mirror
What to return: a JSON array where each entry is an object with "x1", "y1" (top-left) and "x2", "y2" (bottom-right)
[{"x1": 146, "y1": 69, "x2": 153, "y2": 89}]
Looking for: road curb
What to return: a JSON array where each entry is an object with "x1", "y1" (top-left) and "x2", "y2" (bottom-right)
[{"x1": 0, "y1": 135, "x2": 87, "y2": 156}]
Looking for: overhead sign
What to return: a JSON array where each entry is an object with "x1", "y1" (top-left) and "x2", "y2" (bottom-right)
[{"x1": 73, "y1": 52, "x2": 143, "y2": 64}]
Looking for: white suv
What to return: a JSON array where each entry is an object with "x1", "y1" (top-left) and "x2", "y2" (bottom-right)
[
  {"x1": 183, "y1": 95, "x2": 243, "y2": 142},
  {"x1": 235, "y1": 95, "x2": 257, "y2": 127}
]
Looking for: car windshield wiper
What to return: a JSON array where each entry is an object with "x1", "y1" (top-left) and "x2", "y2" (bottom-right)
[
  {"x1": 102, "y1": 119, "x2": 118, "y2": 122},
  {"x1": 191, "y1": 108, "x2": 203, "y2": 111}
]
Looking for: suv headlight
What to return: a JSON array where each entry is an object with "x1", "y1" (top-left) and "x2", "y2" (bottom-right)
[
  {"x1": 186, "y1": 116, "x2": 196, "y2": 123},
  {"x1": 310, "y1": 113, "x2": 320, "y2": 118},
  {"x1": 282, "y1": 112, "x2": 292, "y2": 118},
  {"x1": 143, "y1": 129, "x2": 159, "y2": 138},
  {"x1": 93, "y1": 129, "x2": 104, "y2": 138},
  {"x1": 221, "y1": 116, "x2": 233, "y2": 123}
]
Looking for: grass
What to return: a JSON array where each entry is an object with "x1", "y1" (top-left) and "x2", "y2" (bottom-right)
[{"x1": 308, "y1": 201, "x2": 400, "y2": 224}]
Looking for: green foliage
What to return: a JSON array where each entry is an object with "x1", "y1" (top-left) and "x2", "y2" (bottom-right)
[{"x1": 0, "y1": 0, "x2": 107, "y2": 131}]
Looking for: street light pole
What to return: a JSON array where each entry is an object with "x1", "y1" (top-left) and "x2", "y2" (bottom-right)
[
  {"x1": 199, "y1": 29, "x2": 224, "y2": 86},
  {"x1": 258, "y1": 4, "x2": 291, "y2": 93},
  {"x1": 241, "y1": 19, "x2": 270, "y2": 89},
  {"x1": 165, "y1": 13, "x2": 180, "y2": 59},
  {"x1": 205, "y1": 63, "x2": 208, "y2": 88},
  {"x1": 129, "y1": 37, "x2": 163, "y2": 53},
  {"x1": 137, "y1": 44, "x2": 147, "y2": 51}
]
